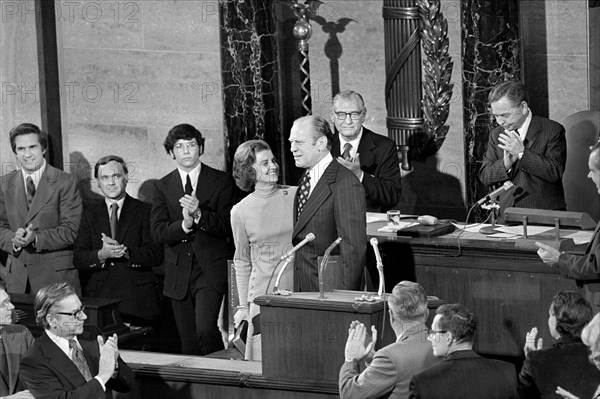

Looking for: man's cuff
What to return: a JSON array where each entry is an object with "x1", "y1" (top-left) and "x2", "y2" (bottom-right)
[
  {"x1": 358, "y1": 171, "x2": 365, "y2": 182},
  {"x1": 345, "y1": 357, "x2": 358, "y2": 363},
  {"x1": 517, "y1": 151, "x2": 524, "y2": 159},
  {"x1": 182, "y1": 220, "x2": 193, "y2": 234},
  {"x1": 94, "y1": 376, "x2": 106, "y2": 391}
]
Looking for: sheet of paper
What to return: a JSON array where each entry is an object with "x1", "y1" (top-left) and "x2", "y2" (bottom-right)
[
  {"x1": 377, "y1": 222, "x2": 419, "y2": 233},
  {"x1": 494, "y1": 225, "x2": 554, "y2": 236},
  {"x1": 564, "y1": 230, "x2": 594, "y2": 245},
  {"x1": 451, "y1": 223, "x2": 495, "y2": 233},
  {"x1": 366, "y1": 212, "x2": 388, "y2": 223},
  {"x1": 487, "y1": 233, "x2": 520, "y2": 239}
]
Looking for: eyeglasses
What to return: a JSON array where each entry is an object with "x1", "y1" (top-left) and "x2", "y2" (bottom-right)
[
  {"x1": 428, "y1": 329, "x2": 447, "y2": 336},
  {"x1": 334, "y1": 111, "x2": 364, "y2": 121},
  {"x1": 54, "y1": 306, "x2": 86, "y2": 319},
  {"x1": 173, "y1": 142, "x2": 198, "y2": 152}
]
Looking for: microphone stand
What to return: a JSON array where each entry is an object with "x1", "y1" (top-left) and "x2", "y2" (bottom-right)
[
  {"x1": 479, "y1": 199, "x2": 501, "y2": 235},
  {"x1": 318, "y1": 237, "x2": 342, "y2": 299},
  {"x1": 272, "y1": 255, "x2": 295, "y2": 296}
]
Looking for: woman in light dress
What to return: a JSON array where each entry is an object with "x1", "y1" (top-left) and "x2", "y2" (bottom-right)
[{"x1": 230, "y1": 140, "x2": 296, "y2": 360}]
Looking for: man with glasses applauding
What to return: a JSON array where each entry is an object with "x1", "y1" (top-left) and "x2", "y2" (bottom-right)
[
  {"x1": 409, "y1": 304, "x2": 518, "y2": 399},
  {"x1": 19, "y1": 282, "x2": 132, "y2": 399},
  {"x1": 330, "y1": 90, "x2": 401, "y2": 212},
  {"x1": 150, "y1": 124, "x2": 238, "y2": 355}
]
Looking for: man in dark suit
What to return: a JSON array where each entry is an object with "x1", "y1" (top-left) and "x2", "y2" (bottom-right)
[
  {"x1": 0, "y1": 123, "x2": 82, "y2": 294},
  {"x1": 290, "y1": 115, "x2": 367, "y2": 292},
  {"x1": 150, "y1": 124, "x2": 238, "y2": 355},
  {"x1": 536, "y1": 142, "x2": 600, "y2": 310},
  {"x1": 409, "y1": 304, "x2": 518, "y2": 399},
  {"x1": 340, "y1": 281, "x2": 439, "y2": 399},
  {"x1": 74, "y1": 155, "x2": 163, "y2": 326},
  {"x1": 0, "y1": 283, "x2": 34, "y2": 398},
  {"x1": 19, "y1": 282, "x2": 132, "y2": 399},
  {"x1": 479, "y1": 81, "x2": 566, "y2": 217},
  {"x1": 330, "y1": 90, "x2": 401, "y2": 212}
]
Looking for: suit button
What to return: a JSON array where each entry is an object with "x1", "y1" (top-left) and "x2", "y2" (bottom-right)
[{"x1": 187, "y1": 253, "x2": 192, "y2": 257}]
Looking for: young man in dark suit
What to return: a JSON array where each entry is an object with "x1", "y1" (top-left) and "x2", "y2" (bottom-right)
[
  {"x1": 73, "y1": 155, "x2": 163, "y2": 326},
  {"x1": 0, "y1": 283, "x2": 34, "y2": 398},
  {"x1": 290, "y1": 115, "x2": 367, "y2": 292},
  {"x1": 409, "y1": 303, "x2": 518, "y2": 399},
  {"x1": 479, "y1": 81, "x2": 566, "y2": 218},
  {"x1": 330, "y1": 90, "x2": 401, "y2": 212},
  {"x1": 0, "y1": 123, "x2": 82, "y2": 294},
  {"x1": 150, "y1": 124, "x2": 238, "y2": 355},
  {"x1": 19, "y1": 282, "x2": 132, "y2": 399}
]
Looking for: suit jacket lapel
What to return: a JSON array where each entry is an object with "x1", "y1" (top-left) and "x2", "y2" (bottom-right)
[
  {"x1": 40, "y1": 333, "x2": 87, "y2": 387},
  {"x1": 8, "y1": 172, "x2": 28, "y2": 226},
  {"x1": 116, "y1": 195, "x2": 135, "y2": 243},
  {"x1": 357, "y1": 128, "x2": 376, "y2": 167},
  {"x1": 0, "y1": 329, "x2": 12, "y2": 390},
  {"x1": 26, "y1": 166, "x2": 56, "y2": 223},
  {"x1": 292, "y1": 161, "x2": 337, "y2": 238},
  {"x1": 194, "y1": 164, "x2": 214, "y2": 207},
  {"x1": 523, "y1": 115, "x2": 542, "y2": 149}
]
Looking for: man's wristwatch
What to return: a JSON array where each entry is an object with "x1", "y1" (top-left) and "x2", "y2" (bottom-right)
[{"x1": 191, "y1": 208, "x2": 201, "y2": 220}]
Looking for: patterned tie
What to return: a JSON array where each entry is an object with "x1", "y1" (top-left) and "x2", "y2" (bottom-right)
[
  {"x1": 110, "y1": 203, "x2": 119, "y2": 240},
  {"x1": 69, "y1": 339, "x2": 93, "y2": 382},
  {"x1": 296, "y1": 172, "x2": 311, "y2": 219},
  {"x1": 342, "y1": 143, "x2": 353, "y2": 161},
  {"x1": 185, "y1": 174, "x2": 193, "y2": 195},
  {"x1": 26, "y1": 176, "x2": 36, "y2": 206}
]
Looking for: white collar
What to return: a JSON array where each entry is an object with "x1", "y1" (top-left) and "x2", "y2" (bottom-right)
[
  {"x1": 20, "y1": 159, "x2": 47, "y2": 187},
  {"x1": 308, "y1": 152, "x2": 333, "y2": 191},
  {"x1": 338, "y1": 127, "x2": 363, "y2": 158},
  {"x1": 45, "y1": 329, "x2": 79, "y2": 359},
  {"x1": 177, "y1": 162, "x2": 202, "y2": 191}
]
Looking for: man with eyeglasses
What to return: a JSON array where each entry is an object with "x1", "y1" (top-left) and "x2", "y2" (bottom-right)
[
  {"x1": 19, "y1": 282, "x2": 132, "y2": 399},
  {"x1": 73, "y1": 155, "x2": 163, "y2": 330},
  {"x1": 330, "y1": 90, "x2": 401, "y2": 212},
  {"x1": 0, "y1": 282, "x2": 34, "y2": 399},
  {"x1": 409, "y1": 304, "x2": 518, "y2": 399},
  {"x1": 150, "y1": 124, "x2": 238, "y2": 355},
  {"x1": 479, "y1": 81, "x2": 566, "y2": 218},
  {"x1": 340, "y1": 281, "x2": 439, "y2": 399}
]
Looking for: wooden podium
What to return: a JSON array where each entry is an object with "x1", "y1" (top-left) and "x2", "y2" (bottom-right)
[{"x1": 255, "y1": 291, "x2": 443, "y2": 384}]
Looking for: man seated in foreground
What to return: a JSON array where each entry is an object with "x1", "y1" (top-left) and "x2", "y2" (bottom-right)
[
  {"x1": 340, "y1": 281, "x2": 439, "y2": 399},
  {"x1": 409, "y1": 303, "x2": 518, "y2": 399},
  {"x1": 0, "y1": 282, "x2": 34, "y2": 398},
  {"x1": 19, "y1": 282, "x2": 133, "y2": 399}
]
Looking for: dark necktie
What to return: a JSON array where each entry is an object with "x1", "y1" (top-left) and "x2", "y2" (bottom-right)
[
  {"x1": 110, "y1": 203, "x2": 119, "y2": 239},
  {"x1": 69, "y1": 339, "x2": 93, "y2": 382},
  {"x1": 296, "y1": 172, "x2": 311, "y2": 219},
  {"x1": 26, "y1": 176, "x2": 36, "y2": 206},
  {"x1": 185, "y1": 174, "x2": 193, "y2": 195},
  {"x1": 342, "y1": 143, "x2": 353, "y2": 161}
]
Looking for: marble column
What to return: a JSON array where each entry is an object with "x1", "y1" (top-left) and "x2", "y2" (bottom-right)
[
  {"x1": 219, "y1": 0, "x2": 280, "y2": 172},
  {"x1": 461, "y1": 0, "x2": 520, "y2": 214}
]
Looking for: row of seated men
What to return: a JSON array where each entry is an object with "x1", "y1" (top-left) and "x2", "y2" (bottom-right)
[
  {"x1": 1, "y1": 280, "x2": 599, "y2": 399},
  {"x1": 0, "y1": 90, "x2": 402, "y2": 359}
]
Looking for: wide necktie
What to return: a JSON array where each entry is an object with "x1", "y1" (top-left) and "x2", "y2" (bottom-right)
[
  {"x1": 185, "y1": 174, "x2": 193, "y2": 195},
  {"x1": 342, "y1": 143, "x2": 353, "y2": 161},
  {"x1": 69, "y1": 339, "x2": 93, "y2": 382},
  {"x1": 26, "y1": 176, "x2": 36, "y2": 206},
  {"x1": 110, "y1": 203, "x2": 119, "y2": 240},
  {"x1": 296, "y1": 172, "x2": 311, "y2": 219}
]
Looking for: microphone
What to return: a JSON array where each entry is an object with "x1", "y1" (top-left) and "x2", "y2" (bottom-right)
[
  {"x1": 477, "y1": 181, "x2": 515, "y2": 206},
  {"x1": 318, "y1": 237, "x2": 343, "y2": 298},
  {"x1": 370, "y1": 238, "x2": 385, "y2": 298},
  {"x1": 281, "y1": 233, "x2": 315, "y2": 259}
]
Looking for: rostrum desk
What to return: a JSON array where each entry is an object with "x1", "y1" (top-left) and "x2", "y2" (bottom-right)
[{"x1": 366, "y1": 219, "x2": 590, "y2": 357}]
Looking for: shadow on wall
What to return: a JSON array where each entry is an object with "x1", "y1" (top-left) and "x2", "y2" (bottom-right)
[
  {"x1": 398, "y1": 154, "x2": 466, "y2": 220},
  {"x1": 69, "y1": 152, "x2": 102, "y2": 207}
]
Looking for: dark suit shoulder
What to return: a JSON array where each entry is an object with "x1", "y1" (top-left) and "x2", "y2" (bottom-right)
[{"x1": 363, "y1": 127, "x2": 396, "y2": 147}]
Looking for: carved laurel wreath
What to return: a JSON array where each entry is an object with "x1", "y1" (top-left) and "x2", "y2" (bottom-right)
[{"x1": 417, "y1": 0, "x2": 454, "y2": 155}]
